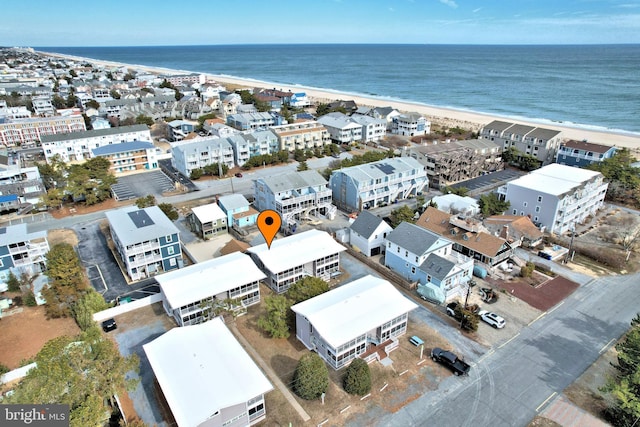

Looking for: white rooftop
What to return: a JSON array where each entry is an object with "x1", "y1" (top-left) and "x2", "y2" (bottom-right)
[
  {"x1": 105, "y1": 205, "x2": 180, "y2": 247},
  {"x1": 508, "y1": 163, "x2": 603, "y2": 196},
  {"x1": 247, "y1": 229, "x2": 346, "y2": 273},
  {"x1": 157, "y1": 252, "x2": 266, "y2": 309},
  {"x1": 191, "y1": 203, "x2": 226, "y2": 223},
  {"x1": 143, "y1": 318, "x2": 273, "y2": 427},
  {"x1": 291, "y1": 275, "x2": 418, "y2": 348},
  {"x1": 0, "y1": 223, "x2": 47, "y2": 247}
]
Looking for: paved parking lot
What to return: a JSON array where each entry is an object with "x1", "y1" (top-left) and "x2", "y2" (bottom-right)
[
  {"x1": 450, "y1": 168, "x2": 526, "y2": 194},
  {"x1": 111, "y1": 170, "x2": 177, "y2": 201}
]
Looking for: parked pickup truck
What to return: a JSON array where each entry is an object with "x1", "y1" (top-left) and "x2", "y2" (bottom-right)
[{"x1": 431, "y1": 347, "x2": 471, "y2": 376}]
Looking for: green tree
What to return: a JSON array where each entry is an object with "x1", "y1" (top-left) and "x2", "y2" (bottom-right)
[
  {"x1": 197, "y1": 112, "x2": 217, "y2": 126},
  {"x1": 160, "y1": 79, "x2": 176, "y2": 89},
  {"x1": 257, "y1": 295, "x2": 290, "y2": 339},
  {"x1": 158, "y1": 203, "x2": 179, "y2": 221},
  {"x1": 42, "y1": 243, "x2": 89, "y2": 318},
  {"x1": 297, "y1": 161, "x2": 309, "y2": 171},
  {"x1": 85, "y1": 99, "x2": 100, "y2": 110},
  {"x1": 502, "y1": 146, "x2": 520, "y2": 164},
  {"x1": 69, "y1": 69, "x2": 77, "y2": 77},
  {"x1": 519, "y1": 154, "x2": 540, "y2": 171},
  {"x1": 389, "y1": 205, "x2": 416, "y2": 228},
  {"x1": 478, "y1": 192, "x2": 511, "y2": 217},
  {"x1": 293, "y1": 149, "x2": 306, "y2": 162},
  {"x1": 123, "y1": 71, "x2": 136, "y2": 81},
  {"x1": 135, "y1": 114, "x2": 154, "y2": 126},
  {"x1": 286, "y1": 277, "x2": 329, "y2": 305},
  {"x1": 38, "y1": 155, "x2": 67, "y2": 190},
  {"x1": 72, "y1": 292, "x2": 111, "y2": 331},
  {"x1": 443, "y1": 186, "x2": 469, "y2": 197},
  {"x1": 4, "y1": 327, "x2": 139, "y2": 427},
  {"x1": 40, "y1": 188, "x2": 64, "y2": 209},
  {"x1": 109, "y1": 89, "x2": 121, "y2": 99},
  {"x1": 7, "y1": 271, "x2": 21, "y2": 292},
  {"x1": 520, "y1": 262, "x2": 535, "y2": 278},
  {"x1": 190, "y1": 168, "x2": 204, "y2": 180},
  {"x1": 66, "y1": 157, "x2": 116, "y2": 206},
  {"x1": 23, "y1": 290, "x2": 37, "y2": 307},
  {"x1": 65, "y1": 93, "x2": 79, "y2": 108},
  {"x1": 51, "y1": 94, "x2": 66, "y2": 109},
  {"x1": 293, "y1": 353, "x2": 329, "y2": 400},
  {"x1": 454, "y1": 304, "x2": 479, "y2": 332},
  {"x1": 135, "y1": 194, "x2": 157, "y2": 208},
  {"x1": 343, "y1": 358, "x2": 371, "y2": 395},
  {"x1": 174, "y1": 90, "x2": 184, "y2": 101}
]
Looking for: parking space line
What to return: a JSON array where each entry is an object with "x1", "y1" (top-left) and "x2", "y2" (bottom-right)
[
  {"x1": 600, "y1": 338, "x2": 616, "y2": 354},
  {"x1": 547, "y1": 301, "x2": 564, "y2": 314},
  {"x1": 528, "y1": 312, "x2": 546, "y2": 326},
  {"x1": 536, "y1": 391, "x2": 557, "y2": 412},
  {"x1": 498, "y1": 332, "x2": 520, "y2": 349}
]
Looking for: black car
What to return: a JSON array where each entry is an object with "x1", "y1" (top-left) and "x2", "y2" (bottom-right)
[
  {"x1": 101, "y1": 318, "x2": 117, "y2": 332},
  {"x1": 431, "y1": 347, "x2": 471, "y2": 376}
]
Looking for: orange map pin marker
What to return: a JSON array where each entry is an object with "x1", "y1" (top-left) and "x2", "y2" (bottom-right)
[{"x1": 257, "y1": 210, "x2": 281, "y2": 249}]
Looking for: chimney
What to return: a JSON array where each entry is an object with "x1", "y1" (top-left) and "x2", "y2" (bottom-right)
[{"x1": 500, "y1": 225, "x2": 509, "y2": 241}]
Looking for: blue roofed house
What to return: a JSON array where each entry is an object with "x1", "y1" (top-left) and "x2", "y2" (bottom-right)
[
  {"x1": 218, "y1": 194, "x2": 259, "y2": 230},
  {"x1": 91, "y1": 140, "x2": 158, "y2": 175},
  {"x1": 0, "y1": 223, "x2": 49, "y2": 289},
  {"x1": 0, "y1": 194, "x2": 19, "y2": 212},
  {"x1": 106, "y1": 205, "x2": 183, "y2": 281},
  {"x1": 349, "y1": 211, "x2": 392, "y2": 257},
  {"x1": 384, "y1": 222, "x2": 473, "y2": 302}
]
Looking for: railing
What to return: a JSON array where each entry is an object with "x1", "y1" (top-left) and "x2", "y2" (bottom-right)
[{"x1": 385, "y1": 337, "x2": 399, "y2": 354}]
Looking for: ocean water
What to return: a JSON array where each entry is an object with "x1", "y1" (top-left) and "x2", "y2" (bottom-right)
[{"x1": 40, "y1": 44, "x2": 640, "y2": 134}]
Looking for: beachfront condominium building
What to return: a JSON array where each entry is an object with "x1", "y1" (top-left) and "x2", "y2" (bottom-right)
[
  {"x1": 291, "y1": 275, "x2": 418, "y2": 370},
  {"x1": 480, "y1": 120, "x2": 562, "y2": 166},
  {"x1": 391, "y1": 112, "x2": 431, "y2": 136},
  {"x1": 403, "y1": 138, "x2": 503, "y2": 189},
  {"x1": 247, "y1": 230, "x2": 346, "y2": 293},
  {"x1": 0, "y1": 223, "x2": 49, "y2": 287},
  {"x1": 171, "y1": 136, "x2": 234, "y2": 177},
  {"x1": 40, "y1": 124, "x2": 152, "y2": 163},
  {"x1": 270, "y1": 121, "x2": 331, "y2": 152},
  {"x1": 350, "y1": 114, "x2": 388, "y2": 144},
  {"x1": 106, "y1": 205, "x2": 183, "y2": 281},
  {"x1": 143, "y1": 318, "x2": 273, "y2": 427},
  {"x1": 0, "y1": 165, "x2": 46, "y2": 206},
  {"x1": 317, "y1": 112, "x2": 363, "y2": 145},
  {"x1": 226, "y1": 112, "x2": 275, "y2": 131},
  {"x1": 555, "y1": 140, "x2": 618, "y2": 167},
  {"x1": 329, "y1": 157, "x2": 428, "y2": 212},
  {"x1": 254, "y1": 170, "x2": 337, "y2": 229},
  {"x1": 91, "y1": 141, "x2": 158, "y2": 175},
  {"x1": 0, "y1": 115, "x2": 86, "y2": 146},
  {"x1": 225, "y1": 130, "x2": 279, "y2": 166},
  {"x1": 187, "y1": 202, "x2": 227, "y2": 239},
  {"x1": 158, "y1": 252, "x2": 266, "y2": 326},
  {"x1": 497, "y1": 163, "x2": 608, "y2": 234}
]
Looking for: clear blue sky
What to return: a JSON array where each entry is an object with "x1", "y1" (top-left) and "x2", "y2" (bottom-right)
[{"x1": 4, "y1": 0, "x2": 639, "y2": 46}]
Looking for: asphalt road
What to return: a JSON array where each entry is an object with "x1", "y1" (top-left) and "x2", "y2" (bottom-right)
[{"x1": 368, "y1": 272, "x2": 640, "y2": 427}]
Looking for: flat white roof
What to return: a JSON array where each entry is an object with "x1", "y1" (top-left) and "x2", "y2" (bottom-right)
[
  {"x1": 191, "y1": 203, "x2": 227, "y2": 223},
  {"x1": 105, "y1": 205, "x2": 180, "y2": 247},
  {"x1": 157, "y1": 252, "x2": 266, "y2": 309},
  {"x1": 291, "y1": 275, "x2": 418, "y2": 348},
  {"x1": 143, "y1": 318, "x2": 273, "y2": 427},
  {"x1": 247, "y1": 230, "x2": 346, "y2": 273},
  {"x1": 508, "y1": 163, "x2": 602, "y2": 196}
]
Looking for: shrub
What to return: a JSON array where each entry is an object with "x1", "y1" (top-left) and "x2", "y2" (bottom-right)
[
  {"x1": 520, "y1": 262, "x2": 535, "y2": 278},
  {"x1": 343, "y1": 358, "x2": 371, "y2": 395},
  {"x1": 0, "y1": 363, "x2": 9, "y2": 375},
  {"x1": 7, "y1": 271, "x2": 20, "y2": 292},
  {"x1": 24, "y1": 291, "x2": 37, "y2": 307},
  {"x1": 293, "y1": 353, "x2": 329, "y2": 400}
]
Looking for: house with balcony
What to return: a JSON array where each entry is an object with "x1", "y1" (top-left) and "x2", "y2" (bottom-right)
[
  {"x1": 106, "y1": 205, "x2": 183, "y2": 281},
  {"x1": 350, "y1": 114, "x2": 387, "y2": 144},
  {"x1": 91, "y1": 140, "x2": 158, "y2": 175},
  {"x1": 426, "y1": 194, "x2": 480, "y2": 217},
  {"x1": 349, "y1": 211, "x2": 392, "y2": 257},
  {"x1": 41, "y1": 124, "x2": 151, "y2": 163},
  {"x1": 167, "y1": 119, "x2": 197, "y2": 141},
  {"x1": 290, "y1": 92, "x2": 311, "y2": 108},
  {"x1": 497, "y1": 163, "x2": 608, "y2": 234},
  {"x1": 480, "y1": 120, "x2": 562, "y2": 166},
  {"x1": 0, "y1": 115, "x2": 86, "y2": 146},
  {"x1": 556, "y1": 140, "x2": 618, "y2": 167},
  {"x1": 187, "y1": 203, "x2": 227, "y2": 239},
  {"x1": 392, "y1": 112, "x2": 430, "y2": 136},
  {"x1": 226, "y1": 112, "x2": 275, "y2": 131},
  {"x1": 416, "y1": 207, "x2": 515, "y2": 267},
  {"x1": 247, "y1": 229, "x2": 346, "y2": 293},
  {"x1": 143, "y1": 318, "x2": 273, "y2": 427},
  {"x1": 218, "y1": 194, "x2": 259, "y2": 230},
  {"x1": 158, "y1": 252, "x2": 266, "y2": 326},
  {"x1": 367, "y1": 106, "x2": 402, "y2": 130},
  {"x1": 291, "y1": 275, "x2": 417, "y2": 370},
  {"x1": 0, "y1": 165, "x2": 46, "y2": 206},
  {"x1": 317, "y1": 112, "x2": 363, "y2": 145},
  {"x1": 254, "y1": 170, "x2": 336, "y2": 230},
  {"x1": 329, "y1": 157, "x2": 428, "y2": 212},
  {"x1": 171, "y1": 137, "x2": 235, "y2": 177},
  {"x1": 242, "y1": 129, "x2": 280, "y2": 158},
  {"x1": 484, "y1": 215, "x2": 544, "y2": 249},
  {"x1": 403, "y1": 139, "x2": 503, "y2": 188},
  {"x1": 270, "y1": 121, "x2": 331, "y2": 152},
  {"x1": 0, "y1": 223, "x2": 49, "y2": 286}
]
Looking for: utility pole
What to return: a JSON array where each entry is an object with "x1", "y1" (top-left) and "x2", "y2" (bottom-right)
[{"x1": 565, "y1": 226, "x2": 575, "y2": 264}]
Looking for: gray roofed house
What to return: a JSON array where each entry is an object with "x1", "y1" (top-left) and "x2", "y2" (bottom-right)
[
  {"x1": 419, "y1": 253, "x2": 455, "y2": 282},
  {"x1": 106, "y1": 205, "x2": 183, "y2": 281},
  {"x1": 482, "y1": 120, "x2": 513, "y2": 133},
  {"x1": 349, "y1": 211, "x2": 392, "y2": 257},
  {"x1": 40, "y1": 124, "x2": 149, "y2": 143},
  {"x1": 385, "y1": 222, "x2": 443, "y2": 257}
]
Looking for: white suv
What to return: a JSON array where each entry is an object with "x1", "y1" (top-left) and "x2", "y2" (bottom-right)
[{"x1": 478, "y1": 310, "x2": 506, "y2": 329}]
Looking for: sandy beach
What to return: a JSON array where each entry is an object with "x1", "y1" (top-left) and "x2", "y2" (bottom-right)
[{"x1": 43, "y1": 51, "x2": 640, "y2": 150}]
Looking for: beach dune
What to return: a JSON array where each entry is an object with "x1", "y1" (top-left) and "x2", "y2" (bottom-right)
[{"x1": 43, "y1": 51, "x2": 640, "y2": 151}]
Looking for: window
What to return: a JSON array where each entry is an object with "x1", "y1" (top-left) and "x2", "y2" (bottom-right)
[
  {"x1": 523, "y1": 202, "x2": 528, "y2": 207},
  {"x1": 520, "y1": 211, "x2": 524, "y2": 215},
  {"x1": 167, "y1": 246, "x2": 175, "y2": 255},
  {"x1": 512, "y1": 209, "x2": 517, "y2": 215},
  {"x1": 405, "y1": 250, "x2": 408, "y2": 257},
  {"x1": 535, "y1": 206, "x2": 540, "y2": 213},
  {"x1": 534, "y1": 216, "x2": 539, "y2": 221},
  {"x1": 166, "y1": 234, "x2": 173, "y2": 243},
  {"x1": 397, "y1": 246, "x2": 400, "y2": 253},
  {"x1": 415, "y1": 256, "x2": 419, "y2": 262},
  {"x1": 169, "y1": 258, "x2": 176, "y2": 266},
  {"x1": 411, "y1": 266, "x2": 416, "y2": 274},
  {"x1": 537, "y1": 195, "x2": 543, "y2": 202}
]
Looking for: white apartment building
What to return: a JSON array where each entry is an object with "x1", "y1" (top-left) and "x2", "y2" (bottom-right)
[
  {"x1": 329, "y1": 157, "x2": 429, "y2": 212},
  {"x1": 171, "y1": 136, "x2": 235, "y2": 177},
  {"x1": 270, "y1": 121, "x2": 331, "y2": 152},
  {"x1": 497, "y1": 163, "x2": 608, "y2": 234},
  {"x1": 158, "y1": 252, "x2": 266, "y2": 327},
  {"x1": 0, "y1": 223, "x2": 49, "y2": 286},
  {"x1": 317, "y1": 112, "x2": 363, "y2": 144},
  {"x1": 40, "y1": 124, "x2": 152, "y2": 163},
  {"x1": 350, "y1": 114, "x2": 387, "y2": 143},
  {"x1": 254, "y1": 170, "x2": 337, "y2": 229},
  {"x1": 0, "y1": 115, "x2": 86, "y2": 146},
  {"x1": 480, "y1": 120, "x2": 562, "y2": 166},
  {"x1": 392, "y1": 112, "x2": 431, "y2": 136},
  {"x1": 247, "y1": 230, "x2": 346, "y2": 293}
]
